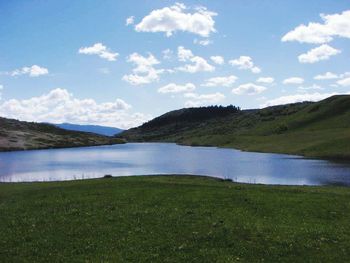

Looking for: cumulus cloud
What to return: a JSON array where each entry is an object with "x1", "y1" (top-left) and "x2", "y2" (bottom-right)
[
  {"x1": 122, "y1": 52, "x2": 164, "y2": 85},
  {"x1": 78, "y1": 43, "x2": 119, "y2": 61},
  {"x1": 194, "y1": 39, "x2": 213, "y2": 46},
  {"x1": 229, "y1": 56, "x2": 261, "y2": 73},
  {"x1": 177, "y1": 46, "x2": 194, "y2": 61},
  {"x1": 162, "y1": 49, "x2": 173, "y2": 60},
  {"x1": 210, "y1": 56, "x2": 224, "y2": 65},
  {"x1": 176, "y1": 46, "x2": 215, "y2": 73},
  {"x1": 337, "y1": 77, "x2": 350, "y2": 87},
  {"x1": 282, "y1": 10, "x2": 350, "y2": 44},
  {"x1": 256, "y1": 77, "x2": 274, "y2": 84},
  {"x1": 232, "y1": 83, "x2": 267, "y2": 95},
  {"x1": 314, "y1": 72, "x2": 339, "y2": 80},
  {"x1": 11, "y1": 65, "x2": 49, "y2": 77},
  {"x1": 0, "y1": 88, "x2": 150, "y2": 129},
  {"x1": 283, "y1": 77, "x2": 304, "y2": 85},
  {"x1": 177, "y1": 56, "x2": 215, "y2": 73},
  {"x1": 261, "y1": 92, "x2": 341, "y2": 107},
  {"x1": 298, "y1": 44, "x2": 341, "y2": 63},
  {"x1": 126, "y1": 16, "x2": 135, "y2": 26},
  {"x1": 158, "y1": 83, "x2": 195, "y2": 93},
  {"x1": 201, "y1": 75, "x2": 237, "y2": 87},
  {"x1": 135, "y1": 3, "x2": 217, "y2": 37},
  {"x1": 184, "y1": 92, "x2": 225, "y2": 107}
]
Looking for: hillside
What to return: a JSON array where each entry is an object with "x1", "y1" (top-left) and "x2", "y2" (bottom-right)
[
  {"x1": 0, "y1": 117, "x2": 124, "y2": 151},
  {"x1": 54, "y1": 123, "x2": 123, "y2": 136},
  {"x1": 119, "y1": 95, "x2": 350, "y2": 160}
]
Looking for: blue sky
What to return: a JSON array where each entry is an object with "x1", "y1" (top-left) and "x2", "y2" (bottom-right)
[{"x1": 0, "y1": 0, "x2": 349, "y2": 128}]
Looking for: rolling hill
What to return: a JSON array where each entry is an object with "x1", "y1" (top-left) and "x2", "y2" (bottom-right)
[
  {"x1": 54, "y1": 123, "x2": 123, "y2": 136},
  {"x1": 0, "y1": 117, "x2": 125, "y2": 151},
  {"x1": 119, "y1": 95, "x2": 350, "y2": 160}
]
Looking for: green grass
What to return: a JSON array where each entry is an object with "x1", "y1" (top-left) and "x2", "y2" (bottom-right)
[
  {"x1": 120, "y1": 95, "x2": 350, "y2": 160},
  {"x1": 1, "y1": 175, "x2": 350, "y2": 262}
]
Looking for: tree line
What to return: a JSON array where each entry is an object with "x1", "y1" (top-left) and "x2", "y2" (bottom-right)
[{"x1": 142, "y1": 105, "x2": 241, "y2": 128}]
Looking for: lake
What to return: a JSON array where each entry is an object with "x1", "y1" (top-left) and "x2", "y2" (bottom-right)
[{"x1": 0, "y1": 143, "x2": 350, "y2": 185}]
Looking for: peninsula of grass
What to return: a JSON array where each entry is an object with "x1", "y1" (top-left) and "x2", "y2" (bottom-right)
[{"x1": 1, "y1": 175, "x2": 350, "y2": 262}]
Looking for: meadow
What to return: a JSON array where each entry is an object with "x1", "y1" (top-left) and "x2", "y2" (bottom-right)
[{"x1": 1, "y1": 175, "x2": 349, "y2": 262}]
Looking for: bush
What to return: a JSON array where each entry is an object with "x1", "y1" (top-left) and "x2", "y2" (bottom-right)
[{"x1": 275, "y1": 124, "x2": 288, "y2": 134}]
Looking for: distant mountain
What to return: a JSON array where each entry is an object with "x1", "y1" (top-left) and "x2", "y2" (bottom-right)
[
  {"x1": 55, "y1": 123, "x2": 123, "y2": 136},
  {"x1": 0, "y1": 118, "x2": 125, "y2": 151},
  {"x1": 119, "y1": 95, "x2": 350, "y2": 160}
]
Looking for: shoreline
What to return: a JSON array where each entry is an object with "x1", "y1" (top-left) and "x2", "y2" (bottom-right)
[
  {"x1": 0, "y1": 140, "x2": 126, "y2": 153},
  {"x1": 1, "y1": 174, "x2": 349, "y2": 188}
]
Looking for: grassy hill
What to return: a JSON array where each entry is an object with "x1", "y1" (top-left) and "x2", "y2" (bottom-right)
[
  {"x1": 1, "y1": 175, "x2": 350, "y2": 262},
  {"x1": 0, "y1": 117, "x2": 125, "y2": 151},
  {"x1": 119, "y1": 95, "x2": 350, "y2": 160}
]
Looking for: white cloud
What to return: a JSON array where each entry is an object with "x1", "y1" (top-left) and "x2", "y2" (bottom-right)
[
  {"x1": 210, "y1": 56, "x2": 224, "y2": 65},
  {"x1": 261, "y1": 92, "x2": 341, "y2": 107},
  {"x1": 342, "y1": 72, "x2": 350, "y2": 77},
  {"x1": 229, "y1": 56, "x2": 261, "y2": 73},
  {"x1": 177, "y1": 46, "x2": 194, "y2": 61},
  {"x1": 0, "y1": 85, "x2": 3, "y2": 100},
  {"x1": 232, "y1": 83, "x2": 267, "y2": 95},
  {"x1": 177, "y1": 56, "x2": 215, "y2": 73},
  {"x1": 135, "y1": 3, "x2": 217, "y2": 37},
  {"x1": 162, "y1": 49, "x2": 173, "y2": 60},
  {"x1": 0, "y1": 88, "x2": 150, "y2": 129},
  {"x1": 283, "y1": 77, "x2": 304, "y2": 85},
  {"x1": 176, "y1": 46, "x2": 215, "y2": 73},
  {"x1": 298, "y1": 44, "x2": 340, "y2": 63},
  {"x1": 184, "y1": 92, "x2": 225, "y2": 107},
  {"x1": 337, "y1": 77, "x2": 350, "y2": 87},
  {"x1": 256, "y1": 77, "x2": 274, "y2": 84},
  {"x1": 282, "y1": 10, "x2": 350, "y2": 44},
  {"x1": 314, "y1": 72, "x2": 339, "y2": 80},
  {"x1": 194, "y1": 39, "x2": 213, "y2": 46},
  {"x1": 11, "y1": 65, "x2": 49, "y2": 77},
  {"x1": 78, "y1": 43, "x2": 119, "y2": 61},
  {"x1": 201, "y1": 75, "x2": 237, "y2": 87},
  {"x1": 126, "y1": 16, "x2": 135, "y2": 26},
  {"x1": 122, "y1": 52, "x2": 164, "y2": 85},
  {"x1": 158, "y1": 83, "x2": 195, "y2": 93}
]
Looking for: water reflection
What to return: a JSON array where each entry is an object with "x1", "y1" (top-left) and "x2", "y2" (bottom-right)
[{"x1": 0, "y1": 143, "x2": 349, "y2": 186}]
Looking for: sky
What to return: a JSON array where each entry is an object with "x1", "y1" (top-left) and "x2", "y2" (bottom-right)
[{"x1": 0, "y1": 0, "x2": 349, "y2": 129}]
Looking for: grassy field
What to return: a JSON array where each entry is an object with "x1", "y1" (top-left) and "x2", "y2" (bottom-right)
[
  {"x1": 120, "y1": 95, "x2": 350, "y2": 160},
  {"x1": 1, "y1": 175, "x2": 350, "y2": 262}
]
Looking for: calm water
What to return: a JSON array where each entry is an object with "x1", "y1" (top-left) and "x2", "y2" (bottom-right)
[{"x1": 0, "y1": 143, "x2": 350, "y2": 186}]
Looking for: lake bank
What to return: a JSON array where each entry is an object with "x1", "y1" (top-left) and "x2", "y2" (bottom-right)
[{"x1": 1, "y1": 175, "x2": 349, "y2": 262}]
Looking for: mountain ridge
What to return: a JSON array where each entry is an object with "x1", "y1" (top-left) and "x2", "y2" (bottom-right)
[
  {"x1": 119, "y1": 95, "x2": 350, "y2": 160},
  {"x1": 54, "y1": 123, "x2": 123, "y2": 136}
]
